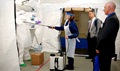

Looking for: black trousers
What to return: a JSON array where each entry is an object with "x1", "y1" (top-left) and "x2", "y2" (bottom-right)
[
  {"x1": 99, "y1": 54, "x2": 112, "y2": 71},
  {"x1": 87, "y1": 33, "x2": 97, "y2": 58}
]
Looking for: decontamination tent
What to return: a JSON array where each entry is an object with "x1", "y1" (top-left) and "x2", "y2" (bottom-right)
[{"x1": 0, "y1": 0, "x2": 120, "y2": 71}]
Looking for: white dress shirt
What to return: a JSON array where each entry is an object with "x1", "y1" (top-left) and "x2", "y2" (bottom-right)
[{"x1": 89, "y1": 17, "x2": 96, "y2": 31}]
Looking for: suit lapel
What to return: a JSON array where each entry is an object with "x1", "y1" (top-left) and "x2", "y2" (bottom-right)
[
  {"x1": 98, "y1": 13, "x2": 116, "y2": 37},
  {"x1": 102, "y1": 13, "x2": 116, "y2": 28},
  {"x1": 98, "y1": 18, "x2": 107, "y2": 37}
]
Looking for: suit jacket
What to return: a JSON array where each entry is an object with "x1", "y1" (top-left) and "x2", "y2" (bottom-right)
[
  {"x1": 87, "y1": 18, "x2": 102, "y2": 38},
  {"x1": 96, "y1": 13, "x2": 119, "y2": 57}
]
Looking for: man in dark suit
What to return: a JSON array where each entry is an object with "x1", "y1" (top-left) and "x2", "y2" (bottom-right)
[{"x1": 96, "y1": 2, "x2": 119, "y2": 71}]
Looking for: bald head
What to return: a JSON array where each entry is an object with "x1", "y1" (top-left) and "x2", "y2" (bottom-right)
[
  {"x1": 106, "y1": 2, "x2": 116, "y2": 9},
  {"x1": 104, "y1": 2, "x2": 116, "y2": 15}
]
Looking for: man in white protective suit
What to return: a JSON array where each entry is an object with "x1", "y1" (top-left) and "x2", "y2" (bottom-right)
[{"x1": 16, "y1": 10, "x2": 32, "y2": 67}]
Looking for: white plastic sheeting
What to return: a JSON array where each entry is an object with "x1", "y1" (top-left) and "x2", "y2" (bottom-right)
[
  {"x1": 40, "y1": 4, "x2": 63, "y2": 52},
  {"x1": 115, "y1": 29, "x2": 120, "y2": 60},
  {"x1": 0, "y1": 0, "x2": 20, "y2": 71}
]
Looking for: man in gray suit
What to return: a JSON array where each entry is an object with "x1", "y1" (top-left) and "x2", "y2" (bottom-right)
[
  {"x1": 96, "y1": 2, "x2": 119, "y2": 71},
  {"x1": 86, "y1": 9, "x2": 102, "y2": 61}
]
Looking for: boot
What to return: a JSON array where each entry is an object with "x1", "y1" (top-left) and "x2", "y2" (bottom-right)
[
  {"x1": 20, "y1": 63, "x2": 26, "y2": 67},
  {"x1": 66, "y1": 57, "x2": 74, "y2": 70}
]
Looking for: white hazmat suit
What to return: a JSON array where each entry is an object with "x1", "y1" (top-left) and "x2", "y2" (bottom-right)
[{"x1": 16, "y1": 10, "x2": 32, "y2": 66}]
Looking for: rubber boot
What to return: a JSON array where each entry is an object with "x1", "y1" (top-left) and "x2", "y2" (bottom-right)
[
  {"x1": 66, "y1": 57, "x2": 74, "y2": 70},
  {"x1": 20, "y1": 63, "x2": 26, "y2": 67}
]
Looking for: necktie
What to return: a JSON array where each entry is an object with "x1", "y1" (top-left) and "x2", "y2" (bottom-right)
[{"x1": 88, "y1": 21, "x2": 92, "y2": 32}]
